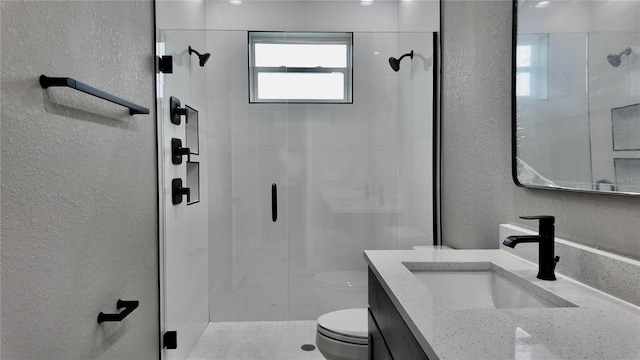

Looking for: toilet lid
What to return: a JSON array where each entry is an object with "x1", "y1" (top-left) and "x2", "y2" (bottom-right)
[
  {"x1": 317, "y1": 308, "x2": 368, "y2": 339},
  {"x1": 314, "y1": 271, "x2": 367, "y2": 290}
]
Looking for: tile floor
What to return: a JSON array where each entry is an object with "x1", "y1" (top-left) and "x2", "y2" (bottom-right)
[{"x1": 187, "y1": 321, "x2": 326, "y2": 360}]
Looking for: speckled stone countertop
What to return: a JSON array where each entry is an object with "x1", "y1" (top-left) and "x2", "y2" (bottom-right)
[{"x1": 364, "y1": 249, "x2": 640, "y2": 360}]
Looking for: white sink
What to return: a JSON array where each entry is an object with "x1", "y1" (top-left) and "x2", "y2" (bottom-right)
[{"x1": 410, "y1": 268, "x2": 567, "y2": 309}]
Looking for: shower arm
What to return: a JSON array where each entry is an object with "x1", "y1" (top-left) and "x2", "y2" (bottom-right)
[
  {"x1": 398, "y1": 51, "x2": 414, "y2": 62},
  {"x1": 616, "y1": 47, "x2": 632, "y2": 58}
]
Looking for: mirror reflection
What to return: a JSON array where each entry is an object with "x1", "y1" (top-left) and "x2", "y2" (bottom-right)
[{"x1": 514, "y1": 0, "x2": 640, "y2": 194}]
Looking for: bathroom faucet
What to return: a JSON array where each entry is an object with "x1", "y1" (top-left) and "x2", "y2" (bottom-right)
[{"x1": 503, "y1": 215, "x2": 559, "y2": 281}]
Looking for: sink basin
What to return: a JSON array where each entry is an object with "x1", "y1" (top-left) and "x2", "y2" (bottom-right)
[{"x1": 410, "y1": 269, "x2": 562, "y2": 309}]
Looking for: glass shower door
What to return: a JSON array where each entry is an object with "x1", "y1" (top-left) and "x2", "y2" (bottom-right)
[
  {"x1": 287, "y1": 31, "x2": 436, "y2": 320},
  {"x1": 208, "y1": 30, "x2": 290, "y2": 322},
  {"x1": 207, "y1": 30, "x2": 436, "y2": 325},
  {"x1": 159, "y1": 29, "x2": 210, "y2": 359}
]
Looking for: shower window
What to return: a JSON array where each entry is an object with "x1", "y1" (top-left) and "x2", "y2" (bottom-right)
[
  {"x1": 248, "y1": 31, "x2": 353, "y2": 103},
  {"x1": 516, "y1": 33, "x2": 549, "y2": 100}
]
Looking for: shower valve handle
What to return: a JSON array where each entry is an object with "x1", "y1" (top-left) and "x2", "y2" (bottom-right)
[
  {"x1": 171, "y1": 138, "x2": 190, "y2": 165},
  {"x1": 172, "y1": 178, "x2": 190, "y2": 205}
]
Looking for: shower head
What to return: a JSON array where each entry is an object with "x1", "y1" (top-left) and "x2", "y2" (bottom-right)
[
  {"x1": 188, "y1": 46, "x2": 211, "y2": 67},
  {"x1": 607, "y1": 47, "x2": 632, "y2": 67},
  {"x1": 389, "y1": 50, "x2": 414, "y2": 72}
]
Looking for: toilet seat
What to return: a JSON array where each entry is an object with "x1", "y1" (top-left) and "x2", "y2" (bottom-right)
[{"x1": 317, "y1": 308, "x2": 368, "y2": 345}]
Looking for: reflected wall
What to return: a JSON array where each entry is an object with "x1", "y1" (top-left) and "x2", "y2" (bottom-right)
[{"x1": 515, "y1": 0, "x2": 640, "y2": 193}]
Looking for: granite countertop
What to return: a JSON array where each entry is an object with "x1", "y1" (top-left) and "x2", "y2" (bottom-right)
[{"x1": 364, "y1": 249, "x2": 640, "y2": 360}]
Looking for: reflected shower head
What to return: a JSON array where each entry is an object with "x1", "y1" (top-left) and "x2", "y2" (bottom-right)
[
  {"x1": 389, "y1": 50, "x2": 414, "y2": 72},
  {"x1": 188, "y1": 46, "x2": 211, "y2": 67},
  {"x1": 607, "y1": 47, "x2": 632, "y2": 67}
]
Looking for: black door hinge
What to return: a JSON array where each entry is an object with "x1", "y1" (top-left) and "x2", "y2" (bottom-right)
[{"x1": 163, "y1": 331, "x2": 177, "y2": 349}]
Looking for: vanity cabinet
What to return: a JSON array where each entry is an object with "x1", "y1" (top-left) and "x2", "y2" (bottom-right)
[
  {"x1": 368, "y1": 268, "x2": 430, "y2": 360},
  {"x1": 368, "y1": 310, "x2": 392, "y2": 360}
]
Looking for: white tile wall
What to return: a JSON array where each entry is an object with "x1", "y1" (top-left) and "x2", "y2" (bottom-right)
[
  {"x1": 396, "y1": 32, "x2": 435, "y2": 246},
  {"x1": 157, "y1": 0, "x2": 207, "y2": 30},
  {"x1": 205, "y1": 0, "x2": 399, "y2": 32},
  {"x1": 398, "y1": 0, "x2": 440, "y2": 32}
]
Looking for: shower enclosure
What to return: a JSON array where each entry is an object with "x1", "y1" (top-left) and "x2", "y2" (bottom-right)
[{"x1": 157, "y1": 22, "x2": 437, "y2": 360}]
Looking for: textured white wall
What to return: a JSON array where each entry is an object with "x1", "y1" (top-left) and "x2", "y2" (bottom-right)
[
  {"x1": 1, "y1": 1, "x2": 158, "y2": 358},
  {"x1": 441, "y1": 0, "x2": 640, "y2": 260}
]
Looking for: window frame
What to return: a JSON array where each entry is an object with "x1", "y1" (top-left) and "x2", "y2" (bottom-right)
[{"x1": 248, "y1": 31, "x2": 354, "y2": 104}]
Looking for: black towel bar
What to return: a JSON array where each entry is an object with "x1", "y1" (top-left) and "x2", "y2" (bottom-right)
[
  {"x1": 97, "y1": 299, "x2": 139, "y2": 324},
  {"x1": 39, "y1": 75, "x2": 150, "y2": 115}
]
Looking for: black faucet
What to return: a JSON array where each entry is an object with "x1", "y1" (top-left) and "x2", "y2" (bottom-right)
[{"x1": 503, "y1": 215, "x2": 560, "y2": 281}]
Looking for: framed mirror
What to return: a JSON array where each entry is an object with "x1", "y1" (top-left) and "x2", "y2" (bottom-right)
[{"x1": 512, "y1": 0, "x2": 640, "y2": 195}]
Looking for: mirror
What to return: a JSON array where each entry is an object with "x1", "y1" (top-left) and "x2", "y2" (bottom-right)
[{"x1": 513, "y1": 0, "x2": 640, "y2": 195}]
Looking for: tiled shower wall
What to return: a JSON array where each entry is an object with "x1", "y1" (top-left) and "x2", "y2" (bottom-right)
[{"x1": 396, "y1": 32, "x2": 436, "y2": 248}]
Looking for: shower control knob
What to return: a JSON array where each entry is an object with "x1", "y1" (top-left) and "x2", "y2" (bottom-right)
[
  {"x1": 170, "y1": 96, "x2": 188, "y2": 125},
  {"x1": 171, "y1": 138, "x2": 190, "y2": 165}
]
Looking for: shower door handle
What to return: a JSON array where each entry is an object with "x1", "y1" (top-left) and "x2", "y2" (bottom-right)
[{"x1": 272, "y1": 183, "x2": 277, "y2": 222}]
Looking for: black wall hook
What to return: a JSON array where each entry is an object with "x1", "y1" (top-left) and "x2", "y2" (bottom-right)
[
  {"x1": 172, "y1": 178, "x2": 190, "y2": 205},
  {"x1": 97, "y1": 299, "x2": 139, "y2": 324},
  {"x1": 171, "y1": 138, "x2": 190, "y2": 165},
  {"x1": 170, "y1": 96, "x2": 187, "y2": 125}
]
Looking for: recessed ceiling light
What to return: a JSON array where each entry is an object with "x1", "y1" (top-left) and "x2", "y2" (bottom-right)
[
  {"x1": 230, "y1": 0, "x2": 242, "y2": 5},
  {"x1": 374, "y1": 51, "x2": 380, "y2": 55},
  {"x1": 535, "y1": 1, "x2": 549, "y2": 9},
  {"x1": 361, "y1": 0, "x2": 373, "y2": 6}
]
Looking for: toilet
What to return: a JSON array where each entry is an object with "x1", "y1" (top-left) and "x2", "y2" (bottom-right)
[
  {"x1": 315, "y1": 245, "x2": 452, "y2": 359},
  {"x1": 315, "y1": 308, "x2": 368, "y2": 360}
]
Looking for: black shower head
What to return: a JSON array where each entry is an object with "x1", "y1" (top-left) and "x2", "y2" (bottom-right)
[
  {"x1": 188, "y1": 46, "x2": 211, "y2": 67},
  {"x1": 607, "y1": 47, "x2": 632, "y2": 67},
  {"x1": 389, "y1": 50, "x2": 414, "y2": 72}
]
